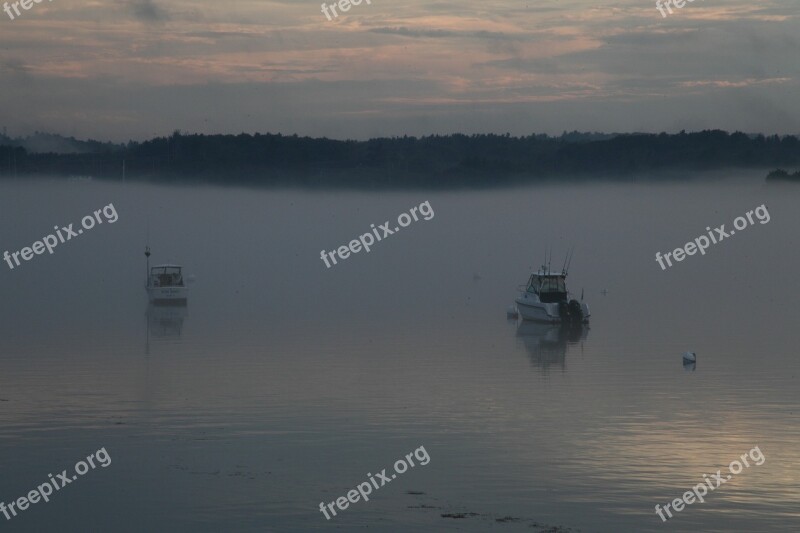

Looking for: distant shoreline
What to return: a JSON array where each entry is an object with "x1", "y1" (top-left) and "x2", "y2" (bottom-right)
[
  {"x1": 1, "y1": 130, "x2": 799, "y2": 188},
  {"x1": 765, "y1": 168, "x2": 800, "y2": 182}
]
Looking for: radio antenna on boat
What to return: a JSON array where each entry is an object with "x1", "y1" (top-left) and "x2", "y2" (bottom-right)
[
  {"x1": 561, "y1": 247, "x2": 571, "y2": 274},
  {"x1": 542, "y1": 245, "x2": 547, "y2": 272},
  {"x1": 564, "y1": 246, "x2": 575, "y2": 275},
  {"x1": 145, "y1": 245, "x2": 151, "y2": 288}
]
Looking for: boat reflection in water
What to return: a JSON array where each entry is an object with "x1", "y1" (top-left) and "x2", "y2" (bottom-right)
[
  {"x1": 514, "y1": 320, "x2": 588, "y2": 373},
  {"x1": 145, "y1": 302, "x2": 188, "y2": 353}
]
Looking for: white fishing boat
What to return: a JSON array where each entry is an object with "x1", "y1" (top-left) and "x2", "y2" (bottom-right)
[
  {"x1": 514, "y1": 261, "x2": 590, "y2": 324},
  {"x1": 145, "y1": 247, "x2": 188, "y2": 304}
]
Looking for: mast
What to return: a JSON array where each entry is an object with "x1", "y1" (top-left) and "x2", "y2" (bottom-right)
[{"x1": 145, "y1": 246, "x2": 151, "y2": 288}]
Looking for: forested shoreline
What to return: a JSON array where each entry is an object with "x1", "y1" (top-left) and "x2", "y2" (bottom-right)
[{"x1": 1, "y1": 130, "x2": 799, "y2": 187}]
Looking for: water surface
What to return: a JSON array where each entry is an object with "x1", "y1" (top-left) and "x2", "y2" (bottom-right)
[{"x1": 0, "y1": 174, "x2": 797, "y2": 532}]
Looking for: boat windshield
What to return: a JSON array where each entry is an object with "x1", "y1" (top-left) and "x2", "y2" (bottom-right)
[
  {"x1": 529, "y1": 275, "x2": 567, "y2": 303},
  {"x1": 540, "y1": 276, "x2": 566, "y2": 293},
  {"x1": 150, "y1": 267, "x2": 183, "y2": 287},
  {"x1": 151, "y1": 267, "x2": 182, "y2": 276}
]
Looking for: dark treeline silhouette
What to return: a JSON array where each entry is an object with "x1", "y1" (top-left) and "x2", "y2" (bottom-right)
[
  {"x1": 1, "y1": 130, "x2": 799, "y2": 187},
  {"x1": 0, "y1": 132, "x2": 119, "y2": 155},
  {"x1": 766, "y1": 168, "x2": 800, "y2": 182}
]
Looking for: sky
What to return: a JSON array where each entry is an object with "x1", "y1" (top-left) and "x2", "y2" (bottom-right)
[{"x1": 0, "y1": 0, "x2": 797, "y2": 141}]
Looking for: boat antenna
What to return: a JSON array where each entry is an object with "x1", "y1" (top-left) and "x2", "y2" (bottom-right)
[
  {"x1": 561, "y1": 246, "x2": 572, "y2": 275},
  {"x1": 548, "y1": 245, "x2": 552, "y2": 273},
  {"x1": 565, "y1": 246, "x2": 575, "y2": 275},
  {"x1": 145, "y1": 245, "x2": 151, "y2": 288},
  {"x1": 542, "y1": 245, "x2": 547, "y2": 274}
]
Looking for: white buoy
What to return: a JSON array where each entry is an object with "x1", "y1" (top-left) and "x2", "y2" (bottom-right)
[
  {"x1": 682, "y1": 351, "x2": 696, "y2": 363},
  {"x1": 507, "y1": 306, "x2": 519, "y2": 319}
]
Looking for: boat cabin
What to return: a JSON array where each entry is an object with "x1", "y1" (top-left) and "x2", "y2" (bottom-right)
[
  {"x1": 149, "y1": 265, "x2": 184, "y2": 288},
  {"x1": 526, "y1": 272, "x2": 567, "y2": 303}
]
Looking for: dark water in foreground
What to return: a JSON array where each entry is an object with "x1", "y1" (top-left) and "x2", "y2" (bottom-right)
[{"x1": 0, "y1": 174, "x2": 798, "y2": 532}]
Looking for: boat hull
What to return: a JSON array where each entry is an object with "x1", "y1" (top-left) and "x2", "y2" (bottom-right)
[
  {"x1": 147, "y1": 286, "x2": 188, "y2": 304},
  {"x1": 515, "y1": 293, "x2": 560, "y2": 323},
  {"x1": 514, "y1": 293, "x2": 590, "y2": 324}
]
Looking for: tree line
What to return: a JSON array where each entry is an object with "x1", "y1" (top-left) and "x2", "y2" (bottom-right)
[{"x1": 1, "y1": 130, "x2": 798, "y2": 187}]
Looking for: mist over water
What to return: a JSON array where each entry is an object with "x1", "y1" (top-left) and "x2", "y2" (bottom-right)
[{"x1": 0, "y1": 175, "x2": 798, "y2": 532}]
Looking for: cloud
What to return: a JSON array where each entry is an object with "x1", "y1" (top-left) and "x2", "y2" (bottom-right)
[
  {"x1": 129, "y1": 0, "x2": 169, "y2": 23},
  {"x1": 0, "y1": 0, "x2": 798, "y2": 139},
  {"x1": 0, "y1": 59, "x2": 33, "y2": 90},
  {"x1": 368, "y1": 26, "x2": 528, "y2": 42},
  {"x1": 0, "y1": 59, "x2": 31, "y2": 76},
  {"x1": 679, "y1": 78, "x2": 792, "y2": 89}
]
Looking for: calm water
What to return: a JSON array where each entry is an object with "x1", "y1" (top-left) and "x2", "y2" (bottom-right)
[{"x1": 0, "y1": 174, "x2": 798, "y2": 532}]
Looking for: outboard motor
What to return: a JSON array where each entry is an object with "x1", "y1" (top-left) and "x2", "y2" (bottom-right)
[
  {"x1": 558, "y1": 301, "x2": 570, "y2": 321},
  {"x1": 568, "y1": 299, "x2": 584, "y2": 323}
]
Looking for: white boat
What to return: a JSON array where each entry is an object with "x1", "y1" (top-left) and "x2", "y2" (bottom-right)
[
  {"x1": 514, "y1": 266, "x2": 589, "y2": 324},
  {"x1": 145, "y1": 247, "x2": 188, "y2": 304}
]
